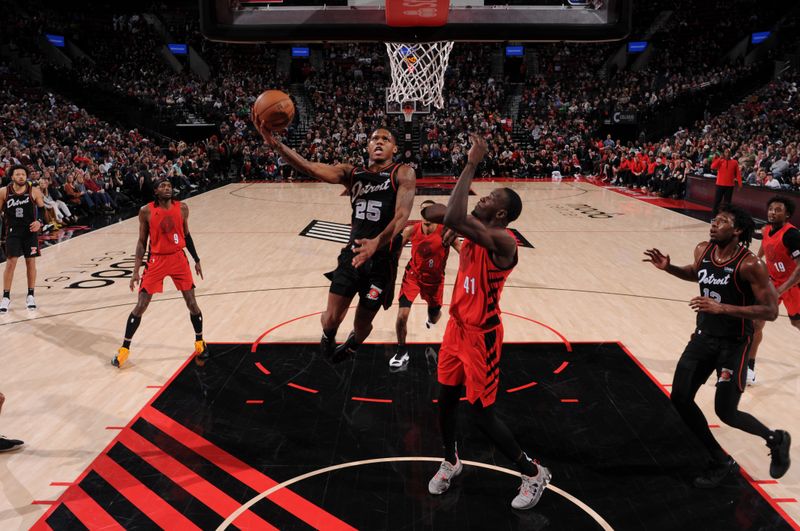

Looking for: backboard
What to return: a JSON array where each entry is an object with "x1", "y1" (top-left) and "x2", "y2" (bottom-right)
[{"x1": 200, "y1": 0, "x2": 631, "y2": 43}]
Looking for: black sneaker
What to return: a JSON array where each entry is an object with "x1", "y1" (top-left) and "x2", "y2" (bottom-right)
[
  {"x1": 768, "y1": 430, "x2": 791, "y2": 479},
  {"x1": 320, "y1": 333, "x2": 336, "y2": 359},
  {"x1": 693, "y1": 457, "x2": 739, "y2": 488},
  {"x1": 0, "y1": 435, "x2": 24, "y2": 452},
  {"x1": 332, "y1": 332, "x2": 358, "y2": 363}
]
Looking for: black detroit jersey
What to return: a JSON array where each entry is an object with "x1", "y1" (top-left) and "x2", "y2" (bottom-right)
[
  {"x1": 347, "y1": 162, "x2": 402, "y2": 245},
  {"x1": 696, "y1": 243, "x2": 756, "y2": 337},
  {"x1": 3, "y1": 183, "x2": 36, "y2": 233}
]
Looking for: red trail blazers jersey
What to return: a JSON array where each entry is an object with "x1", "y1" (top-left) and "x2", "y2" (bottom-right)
[
  {"x1": 761, "y1": 222, "x2": 800, "y2": 284},
  {"x1": 408, "y1": 223, "x2": 449, "y2": 285},
  {"x1": 149, "y1": 201, "x2": 185, "y2": 254},
  {"x1": 449, "y1": 231, "x2": 518, "y2": 330}
]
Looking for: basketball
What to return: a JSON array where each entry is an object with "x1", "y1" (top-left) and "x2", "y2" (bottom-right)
[{"x1": 252, "y1": 90, "x2": 295, "y2": 131}]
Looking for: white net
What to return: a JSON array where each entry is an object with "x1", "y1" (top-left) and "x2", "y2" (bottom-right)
[{"x1": 385, "y1": 41, "x2": 454, "y2": 110}]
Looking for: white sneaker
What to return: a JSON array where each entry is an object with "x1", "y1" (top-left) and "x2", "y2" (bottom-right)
[
  {"x1": 425, "y1": 318, "x2": 434, "y2": 329},
  {"x1": 389, "y1": 350, "x2": 410, "y2": 370},
  {"x1": 0, "y1": 297, "x2": 9, "y2": 313},
  {"x1": 428, "y1": 458, "x2": 463, "y2": 494},
  {"x1": 747, "y1": 368, "x2": 756, "y2": 385},
  {"x1": 26, "y1": 295, "x2": 36, "y2": 309},
  {"x1": 511, "y1": 463, "x2": 551, "y2": 510}
]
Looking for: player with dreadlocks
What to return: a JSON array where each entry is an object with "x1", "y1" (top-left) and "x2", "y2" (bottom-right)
[{"x1": 644, "y1": 204, "x2": 791, "y2": 488}]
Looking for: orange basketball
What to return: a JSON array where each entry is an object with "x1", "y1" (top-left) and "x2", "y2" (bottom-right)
[{"x1": 252, "y1": 90, "x2": 295, "y2": 131}]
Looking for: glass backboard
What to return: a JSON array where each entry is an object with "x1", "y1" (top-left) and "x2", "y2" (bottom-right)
[{"x1": 201, "y1": 0, "x2": 631, "y2": 43}]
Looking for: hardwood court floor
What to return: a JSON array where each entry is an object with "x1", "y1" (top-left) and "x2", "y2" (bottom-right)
[{"x1": 1, "y1": 181, "x2": 798, "y2": 529}]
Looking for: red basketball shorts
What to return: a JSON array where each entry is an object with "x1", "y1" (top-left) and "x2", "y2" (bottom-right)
[
  {"x1": 778, "y1": 284, "x2": 800, "y2": 320},
  {"x1": 398, "y1": 271, "x2": 444, "y2": 307},
  {"x1": 438, "y1": 318, "x2": 503, "y2": 407},
  {"x1": 140, "y1": 251, "x2": 194, "y2": 294}
]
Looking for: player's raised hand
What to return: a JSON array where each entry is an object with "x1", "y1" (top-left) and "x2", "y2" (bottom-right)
[
  {"x1": 467, "y1": 133, "x2": 488, "y2": 166},
  {"x1": 195, "y1": 261, "x2": 204, "y2": 280},
  {"x1": 130, "y1": 270, "x2": 141, "y2": 292},
  {"x1": 643, "y1": 248, "x2": 670, "y2": 270},
  {"x1": 352, "y1": 238, "x2": 379, "y2": 268}
]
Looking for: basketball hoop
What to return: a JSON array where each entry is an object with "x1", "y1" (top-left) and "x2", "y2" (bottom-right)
[{"x1": 385, "y1": 41, "x2": 454, "y2": 110}]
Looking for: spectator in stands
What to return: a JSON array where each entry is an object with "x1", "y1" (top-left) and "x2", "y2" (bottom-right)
[{"x1": 710, "y1": 148, "x2": 742, "y2": 216}]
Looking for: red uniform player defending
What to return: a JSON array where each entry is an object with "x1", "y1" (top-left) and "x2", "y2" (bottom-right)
[
  {"x1": 421, "y1": 134, "x2": 550, "y2": 511},
  {"x1": 390, "y1": 200, "x2": 461, "y2": 371},
  {"x1": 749, "y1": 196, "x2": 800, "y2": 383},
  {"x1": 112, "y1": 179, "x2": 207, "y2": 368}
]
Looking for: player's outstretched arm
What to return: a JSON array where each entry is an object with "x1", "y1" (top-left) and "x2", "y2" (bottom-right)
[
  {"x1": 643, "y1": 242, "x2": 707, "y2": 282},
  {"x1": 444, "y1": 133, "x2": 485, "y2": 230},
  {"x1": 130, "y1": 206, "x2": 150, "y2": 291},
  {"x1": 257, "y1": 128, "x2": 352, "y2": 185},
  {"x1": 690, "y1": 255, "x2": 778, "y2": 321},
  {"x1": 352, "y1": 165, "x2": 416, "y2": 267},
  {"x1": 421, "y1": 203, "x2": 445, "y2": 223}
]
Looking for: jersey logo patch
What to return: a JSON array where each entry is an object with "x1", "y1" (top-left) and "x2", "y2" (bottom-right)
[{"x1": 366, "y1": 285, "x2": 383, "y2": 301}]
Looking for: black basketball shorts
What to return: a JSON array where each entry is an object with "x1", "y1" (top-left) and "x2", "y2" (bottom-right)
[
  {"x1": 327, "y1": 246, "x2": 399, "y2": 312},
  {"x1": 4, "y1": 228, "x2": 40, "y2": 258}
]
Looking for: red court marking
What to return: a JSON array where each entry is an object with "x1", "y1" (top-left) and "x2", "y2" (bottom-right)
[
  {"x1": 754, "y1": 480, "x2": 780, "y2": 485},
  {"x1": 504, "y1": 312, "x2": 572, "y2": 352},
  {"x1": 708, "y1": 424, "x2": 721, "y2": 428},
  {"x1": 29, "y1": 522, "x2": 54, "y2": 531},
  {"x1": 622, "y1": 341, "x2": 800, "y2": 530},
  {"x1": 553, "y1": 361, "x2": 569, "y2": 374},
  {"x1": 255, "y1": 362, "x2": 271, "y2": 375},
  {"x1": 31, "y1": 500, "x2": 57, "y2": 505},
  {"x1": 287, "y1": 382, "x2": 319, "y2": 394},
  {"x1": 146, "y1": 385, "x2": 163, "y2": 389},
  {"x1": 141, "y1": 406, "x2": 356, "y2": 531},
  {"x1": 118, "y1": 429, "x2": 277, "y2": 530},
  {"x1": 663, "y1": 384, "x2": 673, "y2": 387},
  {"x1": 251, "y1": 311, "x2": 323, "y2": 352},
  {"x1": 618, "y1": 342, "x2": 671, "y2": 398},
  {"x1": 506, "y1": 381, "x2": 538, "y2": 393},
  {"x1": 246, "y1": 400, "x2": 264, "y2": 404},
  {"x1": 351, "y1": 397, "x2": 393, "y2": 404},
  {"x1": 60, "y1": 485, "x2": 124, "y2": 530},
  {"x1": 31, "y1": 351, "x2": 200, "y2": 529},
  {"x1": 49, "y1": 482, "x2": 74, "y2": 487},
  {"x1": 774, "y1": 499, "x2": 798, "y2": 503},
  {"x1": 560, "y1": 399, "x2": 579, "y2": 403},
  {"x1": 93, "y1": 454, "x2": 200, "y2": 530},
  {"x1": 105, "y1": 426, "x2": 125, "y2": 430}
]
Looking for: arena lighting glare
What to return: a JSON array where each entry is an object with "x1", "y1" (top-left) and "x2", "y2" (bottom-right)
[
  {"x1": 168, "y1": 43, "x2": 188, "y2": 55},
  {"x1": 46, "y1": 34, "x2": 65, "y2": 47},
  {"x1": 751, "y1": 31, "x2": 771, "y2": 45},
  {"x1": 627, "y1": 41, "x2": 648, "y2": 53},
  {"x1": 291, "y1": 46, "x2": 310, "y2": 58}
]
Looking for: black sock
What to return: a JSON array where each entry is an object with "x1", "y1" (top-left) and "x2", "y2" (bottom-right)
[
  {"x1": 190, "y1": 312, "x2": 203, "y2": 340},
  {"x1": 438, "y1": 385, "x2": 461, "y2": 465},
  {"x1": 515, "y1": 452, "x2": 538, "y2": 477},
  {"x1": 122, "y1": 313, "x2": 142, "y2": 349},
  {"x1": 322, "y1": 328, "x2": 337, "y2": 341},
  {"x1": 748, "y1": 358, "x2": 755, "y2": 370},
  {"x1": 27, "y1": 288, "x2": 34, "y2": 297},
  {"x1": 2, "y1": 290, "x2": 9, "y2": 299}
]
